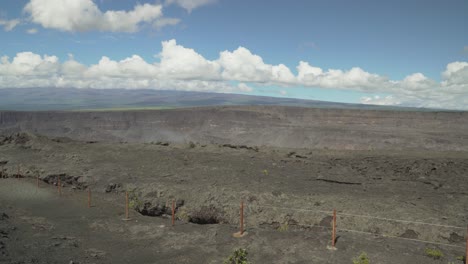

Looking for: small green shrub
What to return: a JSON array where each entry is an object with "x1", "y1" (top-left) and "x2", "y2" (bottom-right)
[
  {"x1": 224, "y1": 248, "x2": 250, "y2": 264},
  {"x1": 456, "y1": 255, "x2": 466, "y2": 261},
  {"x1": 352, "y1": 252, "x2": 370, "y2": 264},
  {"x1": 128, "y1": 190, "x2": 143, "y2": 210},
  {"x1": 277, "y1": 223, "x2": 289, "y2": 232},
  {"x1": 262, "y1": 169, "x2": 268, "y2": 176},
  {"x1": 175, "y1": 207, "x2": 190, "y2": 222},
  {"x1": 425, "y1": 248, "x2": 443, "y2": 259}
]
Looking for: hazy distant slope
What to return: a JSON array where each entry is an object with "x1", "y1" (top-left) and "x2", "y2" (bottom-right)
[{"x1": 0, "y1": 87, "x2": 430, "y2": 111}]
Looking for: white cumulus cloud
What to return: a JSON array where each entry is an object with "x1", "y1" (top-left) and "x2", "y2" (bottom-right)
[
  {"x1": 24, "y1": 0, "x2": 164, "y2": 32},
  {"x1": 0, "y1": 52, "x2": 59, "y2": 76},
  {"x1": 159, "y1": 39, "x2": 220, "y2": 80},
  {"x1": 61, "y1": 55, "x2": 87, "y2": 76},
  {"x1": 442, "y1": 61, "x2": 468, "y2": 86},
  {"x1": 297, "y1": 62, "x2": 389, "y2": 91},
  {"x1": 0, "y1": 39, "x2": 467, "y2": 109},
  {"x1": 85, "y1": 55, "x2": 158, "y2": 78},
  {"x1": 218, "y1": 47, "x2": 295, "y2": 84}
]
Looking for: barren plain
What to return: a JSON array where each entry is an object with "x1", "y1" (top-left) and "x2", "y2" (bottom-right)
[{"x1": 0, "y1": 106, "x2": 467, "y2": 263}]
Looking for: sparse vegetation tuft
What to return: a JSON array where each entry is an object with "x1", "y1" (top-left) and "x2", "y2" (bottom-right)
[
  {"x1": 425, "y1": 248, "x2": 443, "y2": 259},
  {"x1": 175, "y1": 207, "x2": 190, "y2": 222},
  {"x1": 262, "y1": 169, "x2": 268, "y2": 176},
  {"x1": 128, "y1": 189, "x2": 143, "y2": 210},
  {"x1": 188, "y1": 141, "x2": 196, "y2": 148},
  {"x1": 277, "y1": 222, "x2": 289, "y2": 232},
  {"x1": 352, "y1": 252, "x2": 370, "y2": 264},
  {"x1": 224, "y1": 248, "x2": 250, "y2": 264}
]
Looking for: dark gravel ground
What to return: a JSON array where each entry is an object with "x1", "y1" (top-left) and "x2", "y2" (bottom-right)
[{"x1": 0, "y1": 133, "x2": 467, "y2": 263}]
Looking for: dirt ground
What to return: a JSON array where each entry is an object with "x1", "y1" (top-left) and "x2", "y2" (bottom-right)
[{"x1": 0, "y1": 133, "x2": 467, "y2": 263}]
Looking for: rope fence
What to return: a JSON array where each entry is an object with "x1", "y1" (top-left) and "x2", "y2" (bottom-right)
[
  {"x1": 234, "y1": 202, "x2": 467, "y2": 250},
  {"x1": 167, "y1": 194, "x2": 467, "y2": 252},
  {"x1": 1, "y1": 174, "x2": 467, "y2": 262}
]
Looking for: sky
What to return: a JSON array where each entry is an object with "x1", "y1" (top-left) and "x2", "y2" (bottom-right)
[{"x1": 0, "y1": 0, "x2": 467, "y2": 109}]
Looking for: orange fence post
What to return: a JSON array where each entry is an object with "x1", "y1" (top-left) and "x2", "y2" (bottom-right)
[
  {"x1": 88, "y1": 188, "x2": 91, "y2": 208},
  {"x1": 240, "y1": 200, "x2": 244, "y2": 235},
  {"x1": 465, "y1": 225, "x2": 467, "y2": 264},
  {"x1": 332, "y1": 209, "x2": 337, "y2": 248},
  {"x1": 171, "y1": 199, "x2": 175, "y2": 226},
  {"x1": 466, "y1": 241, "x2": 467, "y2": 264}
]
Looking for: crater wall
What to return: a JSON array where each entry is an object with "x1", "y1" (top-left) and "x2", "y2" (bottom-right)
[{"x1": 1, "y1": 106, "x2": 467, "y2": 151}]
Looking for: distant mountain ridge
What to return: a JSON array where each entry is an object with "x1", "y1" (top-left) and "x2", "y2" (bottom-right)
[{"x1": 0, "y1": 87, "x2": 445, "y2": 111}]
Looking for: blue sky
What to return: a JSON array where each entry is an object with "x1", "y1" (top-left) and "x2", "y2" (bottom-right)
[{"x1": 0, "y1": 0, "x2": 467, "y2": 109}]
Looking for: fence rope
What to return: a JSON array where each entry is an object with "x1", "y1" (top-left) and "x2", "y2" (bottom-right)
[
  {"x1": 223, "y1": 201, "x2": 464, "y2": 230},
  {"x1": 247, "y1": 203, "x2": 332, "y2": 215},
  {"x1": 234, "y1": 218, "x2": 465, "y2": 249},
  {"x1": 10, "y1": 178, "x2": 467, "y2": 251},
  {"x1": 338, "y1": 212, "x2": 465, "y2": 230},
  {"x1": 338, "y1": 228, "x2": 465, "y2": 249}
]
